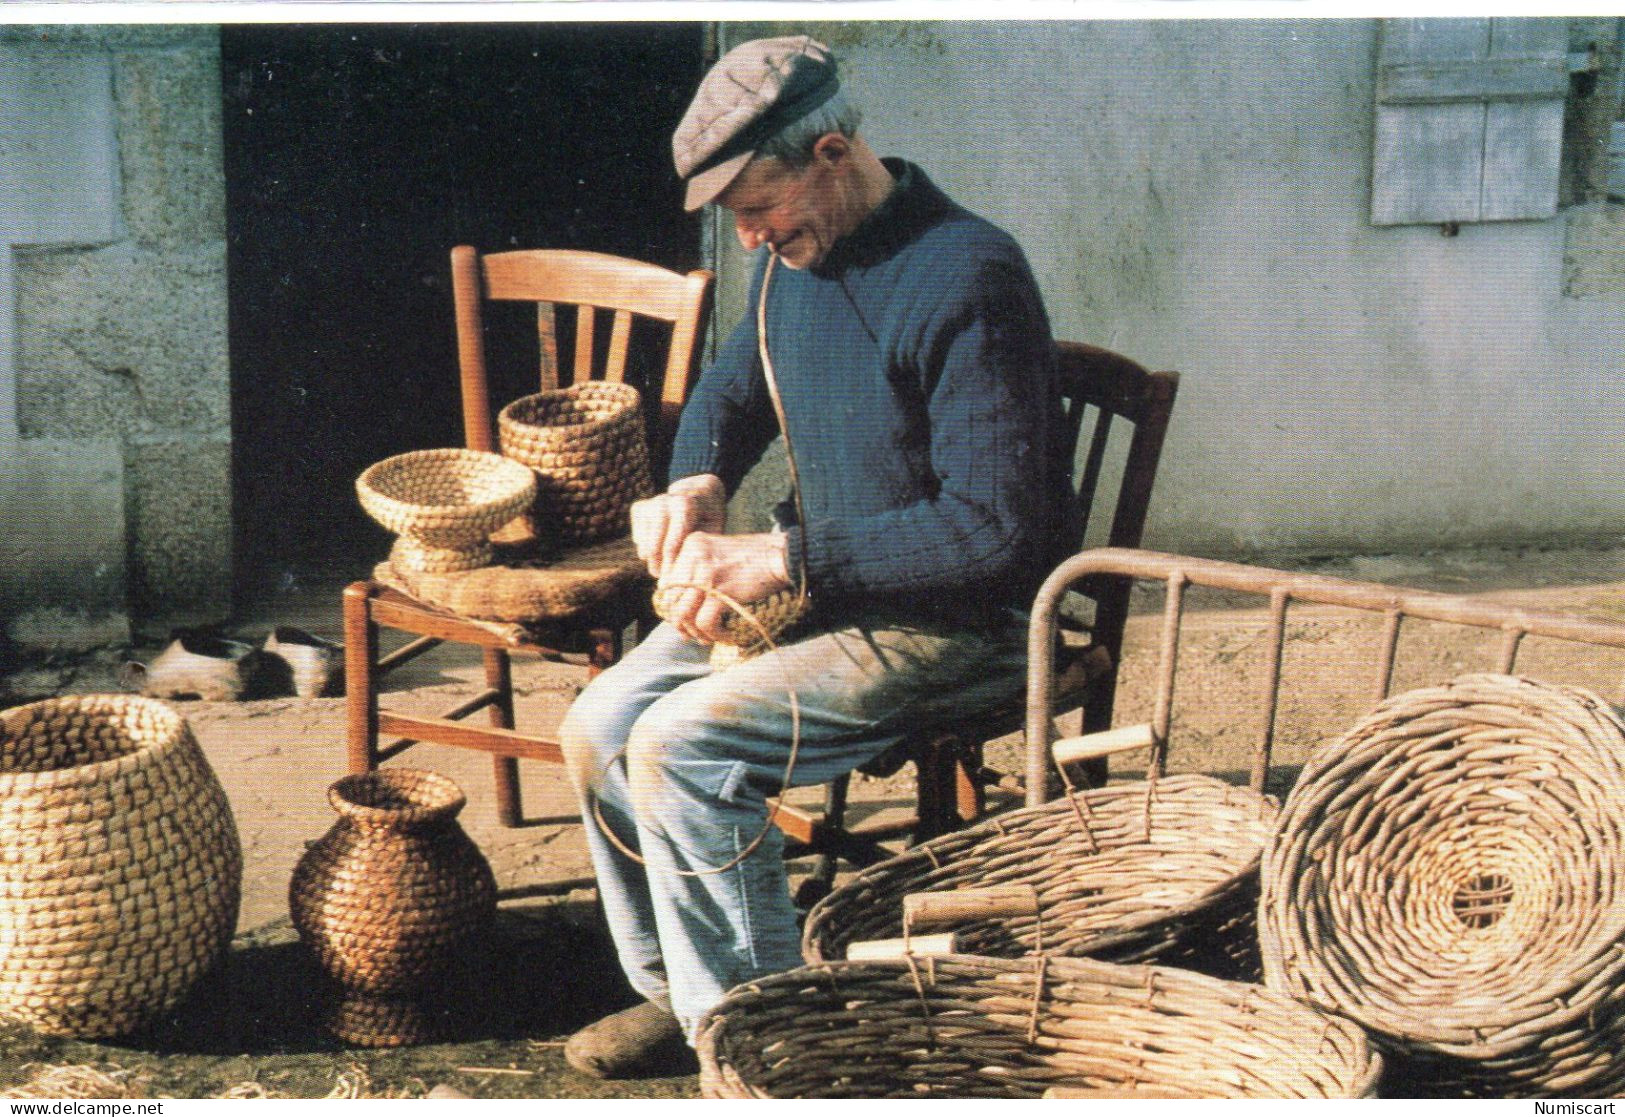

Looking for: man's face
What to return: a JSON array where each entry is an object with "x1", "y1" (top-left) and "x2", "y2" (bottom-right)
[{"x1": 717, "y1": 140, "x2": 852, "y2": 270}]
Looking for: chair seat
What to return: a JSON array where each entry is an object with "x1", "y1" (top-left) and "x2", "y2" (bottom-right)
[{"x1": 372, "y1": 534, "x2": 652, "y2": 643}]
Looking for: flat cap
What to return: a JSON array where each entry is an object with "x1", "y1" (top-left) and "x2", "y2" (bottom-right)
[{"x1": 672, "y1": 35, "x2": 839, "y2": 211}]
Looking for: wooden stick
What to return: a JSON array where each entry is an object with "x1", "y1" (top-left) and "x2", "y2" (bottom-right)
[
  {"x1": 903, "y1": 885, "x2": 1040, "y2": 931},
  {"x1": 845, "y1": 932, "x2": 958, "y2": 960},
  {"x1": 1052, "y1": 723, "x2": 1157, "y2": 767}
]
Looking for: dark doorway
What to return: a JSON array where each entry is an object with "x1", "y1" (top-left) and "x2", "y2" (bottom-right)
[{"x1": 222, "y1": 23, "x2": 707, "y2": 604}]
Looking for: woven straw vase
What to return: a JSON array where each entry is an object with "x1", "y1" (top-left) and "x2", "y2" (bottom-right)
[
  {"x1": 356, "y1": 448, "x2": 536, "y2": 574},
  {"x1": 498, "y1": 381, "x2": 654, "y2": 546},
  {"x1": 697, "y1": 954, "x2": 1381, "y2": 1098},
  {"x1": 803, "y1": 773, "x2": 1275, "y2": 981},
  {"x1": 1259, "y1": 674, "x2": 1625, "y2": 1097},
  {"x1": 0, "y1": 695, "x2": 242, "y2": 1038},
  {"x1": 289, "y1": 768, "x2": 496, "y2": 1047}
]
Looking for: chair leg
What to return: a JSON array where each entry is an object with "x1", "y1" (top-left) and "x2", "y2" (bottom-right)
[
  {"x1": 913, "y1": 734, "x2": 962, "y2": 845},
  {"x1": 587, "y1": 625, "x2": 622, "y2": 679},
  {"x1": 795, "y1": 774, "x2": 850, "y2": 909},
  {"x1": 482, "y1": 647, "x2": 524, "y2": 828},
  {"x1": 343, "y1": 582, "x2": 380, "y2": 776},
  {"x1": 954, "y1": 737, "x2": 985, "y2": 825}
]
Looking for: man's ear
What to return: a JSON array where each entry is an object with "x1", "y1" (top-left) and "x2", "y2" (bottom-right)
[{"x1": 811, "y1": 132, "x2": 851, "y2": 166}]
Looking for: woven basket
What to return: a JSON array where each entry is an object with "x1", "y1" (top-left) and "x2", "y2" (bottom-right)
[
  {"x1": 698, "y1": 953, "x2": 1380, "y2": 1098},
  {"x1": 289, "y1": 767, "x2": 497, "y2": 1046},
  {"x1": 498, "y1": 381, "x2": 654, "y2": 546},
  {"x1": 0, "y1": 695, "x2": 242, "y2": 1038},
  {"x1": 356, "y1": 448, "x2": 536, "y2": 574},
  {"x1": 803, "y1": 772, "x2": 1275, "y2": 980},
  {"x1": 1259, "y1": 673, "x2": 1625, "y2": 1097},
  {"x1": 652, "y1": 584, "x2": 809, "y2": 669}
]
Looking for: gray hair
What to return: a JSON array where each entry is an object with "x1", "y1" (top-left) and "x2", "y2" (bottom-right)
[{"x1": 756, "y1": 88, "x2": 863, "y2": 167}]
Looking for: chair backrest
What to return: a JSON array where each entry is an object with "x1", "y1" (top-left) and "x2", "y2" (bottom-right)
[
  {"x1": 1054, "y1": 340, "x2": 1180, "y2": 733},
  {"x1": 449, "y1": 246, "x2": 715, "y2": 471}
]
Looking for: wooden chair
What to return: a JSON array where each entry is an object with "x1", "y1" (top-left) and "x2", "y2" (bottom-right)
[
  {"x1": 774, "y1": 341, "x2": 1180, "y2": 901},
  {"x1": 343, "y1": 247, "x2": 713, "y2": 826}
]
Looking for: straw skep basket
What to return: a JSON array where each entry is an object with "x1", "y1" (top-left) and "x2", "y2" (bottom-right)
[
  {"x1": 697, "y1": 953, "x2": 1381, "y2": 1098},
  {"x1": 803, "y1": 772, "x2": 1275, "y2": 981},
  {"x1": 498, "y1": 381, "x2": 654, "y2": 546},
  {"x1": 0, "y1": 695, "x2": 242, "y2": 1038},
  {"x1": 1259, "y1": 673, "x2": 1625, "y2": 1097},
  {"x1": 356, "y1": 448, "x2": 536, "y2": 574}
]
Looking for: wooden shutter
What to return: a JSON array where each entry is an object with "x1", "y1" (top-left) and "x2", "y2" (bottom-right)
[{"x1": 1372, "y1": 18, "x2": 1570, "y2": 226}]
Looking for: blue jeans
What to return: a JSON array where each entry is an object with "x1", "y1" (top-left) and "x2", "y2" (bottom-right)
[{"x1": 558, "y1": 613, "x2": 1028, "y2": 1042}]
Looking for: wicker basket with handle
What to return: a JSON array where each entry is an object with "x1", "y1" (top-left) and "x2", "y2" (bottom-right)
[
  {"x1": 1260, "y1": 673, "x2": 1625, "y2": 1097},
  {"x1": 0, "y1": 695, "x2": 242, "y2": 1038},
  {"x1": 802, "y1": 770, "x2": 1275, "y2": 979},
  {"x1": 697, "y1": 953, "x2": 1380, "y2": 1098}
]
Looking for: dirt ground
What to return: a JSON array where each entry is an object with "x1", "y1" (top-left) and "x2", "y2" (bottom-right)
[{"x1": 4, "y1": 541, "x2": 1625, "y2": 1099}]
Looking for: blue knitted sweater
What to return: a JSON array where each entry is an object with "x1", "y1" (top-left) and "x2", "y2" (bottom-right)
[{"x1": 668, "y1": 160, "x2": 1080, "y2": 622}]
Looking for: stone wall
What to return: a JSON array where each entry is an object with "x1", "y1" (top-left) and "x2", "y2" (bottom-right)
[{"x1": 2, "y1": 25, "x2": 229, "y2": 652}]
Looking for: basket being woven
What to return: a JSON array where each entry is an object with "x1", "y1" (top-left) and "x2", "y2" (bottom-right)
[
  {"x1": 499, "y1": 381, "x2": 654, "y2": 546},
  {"x1": 1259, "y1": 673, "x2": 1625, "y2": 1097},
  {"x1": 803, "y1": 772, "x2": 1275, "y2": 980},
  {"x1": 357, "y1": 448, "x2": 536, "y2": 573},
  {"x1": 0, "y1": 695, "x2": 242, "y2": 1038},
  {"x1": 698, "y1": 953, "x2": 1380, "y2": 1098},
  {"x1": 652, "y1": 584, "x2": 809, "y2": 669}
]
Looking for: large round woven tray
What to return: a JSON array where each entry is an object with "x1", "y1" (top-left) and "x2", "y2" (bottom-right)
[
  {"x1": 0, "y1": 695, "x2": 242, "y2": 1038},
  {"x1": 803, "y1": 773, "x2": 1275, "y2": 980},
  {"x1": 356, "y1": 448, "x2": 536, "y2": 573},
  {"x1": 1259, "y1": 673, "x2": 1625, "y2": 1097},
  {"x1": 698, "y1": 953, "x2": 1380, "y2": 1098},
  {"x1": 498, "y1": 381, "x2": 653, "y2": 546}
]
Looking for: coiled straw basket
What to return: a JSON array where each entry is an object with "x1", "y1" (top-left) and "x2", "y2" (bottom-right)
[
  {"x1": 0, "y1": 695, "x2": 242, "y2": 1038},
  {"x1": 289, "y1": 767, "x2": 496, "y2": 1047},
  {"x1": 498, "y1": 381, "x2": 654, "y2": 546},
  {"x1": 802, "y1": 772, "x2": 1275, "y2": 979},
  {"x1": 1259, "y1": 673, "x2": 1625, "y2": 1097},
  {"x1": 357, "y1": 447, "x2": 536, "y2": 573},
  {"x1": 697, "y1": 953, "x2": 1381, "y2": 1098}
]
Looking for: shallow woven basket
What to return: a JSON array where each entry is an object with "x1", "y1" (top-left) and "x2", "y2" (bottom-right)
[
  {"x1": 357, "y1": 447, "x2": 535, "y2": 573},
  {"x1": 289, "y1": 767, "x2": 497, "y2": 1047},
  {"x1": 498, "y1": 381, "x2": 654, "y2": 546},
  {"x1": 1259, "y1": 673, "x2": 1625, "y2": 1097},
  {"x1": 0, "y1": 695, "x2": 242, "y2": 1038},
  {"x1": 698, "y1": 953, "x2": 1380, "y2": 1098},
  {"x1": 803, "y1": 772, "x2": 1275, "y2": 980}
]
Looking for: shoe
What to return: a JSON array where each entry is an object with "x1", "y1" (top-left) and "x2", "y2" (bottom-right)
[
  {"x1": 563, "y1": 1000, "x2": 694, "y2": 1080},
  {"x1": 261, "y1": 626, "x2": 342, "y2": 698},
  {"x1": 122, "y1": 633, "x2": 256, "y2": 702}
]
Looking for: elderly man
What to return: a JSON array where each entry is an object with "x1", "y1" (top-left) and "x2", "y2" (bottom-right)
[{"x1": 558, "y1": 35, "x2": 1080, "y2": 1077}]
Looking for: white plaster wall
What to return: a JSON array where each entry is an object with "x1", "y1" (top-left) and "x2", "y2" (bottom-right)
[{"x1": 718, "y1": 20, "x2": 1625, "y2": 556}]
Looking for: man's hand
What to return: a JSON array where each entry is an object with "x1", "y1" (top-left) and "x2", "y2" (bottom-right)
[
  {"x1": 631, "y1": 474, "x2": 726, "y2": 578},
  {"x1": 657, "y1": 531, "x2": 793, "y2": 645}
]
